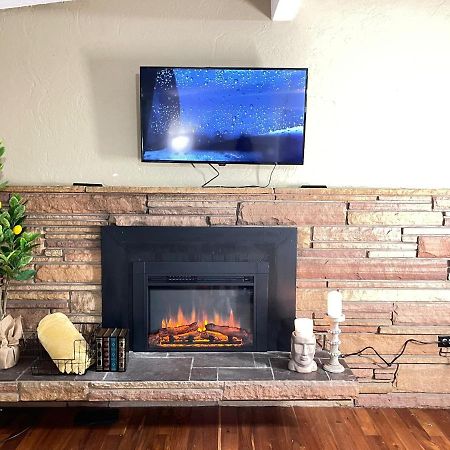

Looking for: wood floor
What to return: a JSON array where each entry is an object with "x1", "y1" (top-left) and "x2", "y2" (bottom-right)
[{"x1": 0, "y1": 406, "x2": 449, "y2": 450}]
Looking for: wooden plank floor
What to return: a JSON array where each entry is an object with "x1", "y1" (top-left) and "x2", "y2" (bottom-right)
[{"x1": 0, "y1": 407, "x2": 449, "y2": 450}]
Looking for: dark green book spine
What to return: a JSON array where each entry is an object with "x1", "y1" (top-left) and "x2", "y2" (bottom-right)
[{"x1": 110, "y1": 329, "x2": 119, "y2": 371}]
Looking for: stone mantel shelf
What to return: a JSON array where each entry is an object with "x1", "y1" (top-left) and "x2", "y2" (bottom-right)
[
  {"x1": 4, "y1": 186, "x2": 450, "y2": 196},
  {"x1": 0, "y1": 352, "x2": 358, "y2": 407}
]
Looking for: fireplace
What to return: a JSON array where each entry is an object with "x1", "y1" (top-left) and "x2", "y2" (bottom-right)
[
  {"x1": 132, "y1": 262, "x2": 269, "y2": 351},
  {"x1": 101, "y1": 226, "x2": 297, "y2": 352}
]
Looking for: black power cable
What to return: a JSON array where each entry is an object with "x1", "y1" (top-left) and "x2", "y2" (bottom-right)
[
  {"x1": 201, "y1": 163, "x2": 220, "y2": 188},
  {"x1": 195, "y1": 163, "x2": 277, "y2": 188},
  {"x1": 261, "y1": 163, "x2": 276, "y2": 188},
  {"x1": 0, "y1": 425, "x2": 32, "y2": 445},
  {"x1": 341, "y1": 339, "x2": 437, "y2": 366}
]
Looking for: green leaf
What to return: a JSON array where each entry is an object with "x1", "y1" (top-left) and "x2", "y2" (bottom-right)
[
  {"x1": 19, "y1": 237, "x2": 27, "y2": 251},
  {"x1": 13, "y1": 269, "x2": 36, "y2": 281},
  {"x1": 0, "y1": 217, "x2": 10, "y2": 228},
  {"x1": 3, "y1": 228, "x2": 13, "y2": 239},
  {"x1": 9, "y1": 195, "x2": 20, "y2": 208},
  {"x1": 18, "y1": 255, "x2": 33, "y2": 267},
  {"x1": 22, "y1": 232, "x2": 41, "y2": 242},
  {"x1": 11, "y1": 206, "x2": 25, "y2": 224}
]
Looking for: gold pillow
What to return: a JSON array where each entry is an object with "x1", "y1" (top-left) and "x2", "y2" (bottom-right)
[{"x1": 37, "y1": 313, "x2": 90, "y2": 375}]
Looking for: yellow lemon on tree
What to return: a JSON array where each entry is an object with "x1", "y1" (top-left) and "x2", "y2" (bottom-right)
[{"x1": 12, "y1": 225, "x2": 23, "y2": 235}]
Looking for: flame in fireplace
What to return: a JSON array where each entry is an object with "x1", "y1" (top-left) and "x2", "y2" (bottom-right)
[
  {"x1": 161, "y1": 305, "x2": 241, "y2": 330},
  {"x1": 149, "y1": 304, "x2": 252, "y2": 348}
]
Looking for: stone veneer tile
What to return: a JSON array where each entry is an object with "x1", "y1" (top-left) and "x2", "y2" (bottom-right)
[
  {"x1": 0, "y1": 382, "x2": 19, "y2": 402},
  {"x1": 25, "y1": 194, "x2": 146, "y2": 214},
  {"x1": 88, "y1": 388, "x2": 224, "y2": 403},
  {"x1": 19, "y1": 381, "x2": 89, "y2": 401},
  {"x1": 418, "y1": 236, "x2": 450, "y2": 257},
  {"x1": 395, "y1": 364, "x2": 450, "y2": 393},
  {"x1": 238, "y1": 201, "x2": 346, "y2": 226},
  {"x1": 218, "y1": 368, "x2": 273, "y2": 381},
  {"x1": 347, "y1": 211, "x2": 443, "y2": 226},
  {"x1": 222, "y1": 380, "x2": 358, "y2": 401},
  {"x1": 112, "y1": 215, "x2": 208, "y2": 226},
  {"x1": 356, "y1": 393, "x2": 450, "y2": 408},
  {"x1": 104, "y1": 357, "x2": 192, "y2": 382},
  {"x1": 313, "y1": 226, "x2": 402, "y2": 242},
  {"x1": 35, "y1": 264, "x2": 101, "y2": 284},
  {"x1": 298, "y1": 258, "x2": 448, "y2": 281}
]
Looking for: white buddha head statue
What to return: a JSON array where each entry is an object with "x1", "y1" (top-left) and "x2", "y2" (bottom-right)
[{"x1": 288, "y1": 332, "x2": 317, "y2": 373}]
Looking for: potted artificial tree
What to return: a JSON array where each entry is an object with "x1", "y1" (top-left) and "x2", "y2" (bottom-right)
[{"x1": 0, "y1": 141, "x2": 40, "y2": 369}]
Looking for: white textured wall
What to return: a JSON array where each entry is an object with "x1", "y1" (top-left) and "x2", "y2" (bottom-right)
[{"x1": 1, "y1": 0, "x2": 450, "y2": 187}]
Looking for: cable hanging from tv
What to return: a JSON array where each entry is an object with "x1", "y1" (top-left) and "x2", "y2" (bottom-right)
[{"x1": 196, "y1": 163, "x2": 277, "y2": 188}]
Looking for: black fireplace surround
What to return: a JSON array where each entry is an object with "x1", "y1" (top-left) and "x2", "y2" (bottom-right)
[{"x1": 101, "y1": 226, "x2": 297, "y2": 352}]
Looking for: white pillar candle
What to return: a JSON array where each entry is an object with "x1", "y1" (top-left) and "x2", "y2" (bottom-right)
[
  {"x1": 327, "y1": 290, "x2": 343, "y2": 318},
  {"x1": 294, "y1": 318, "x2": 314, "y2": 338}
]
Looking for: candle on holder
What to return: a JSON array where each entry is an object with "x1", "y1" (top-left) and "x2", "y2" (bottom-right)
[
  {"x1": 327, "y1": 290, "x2": 343, "y2": 318},
  {"x1": 294, "y1": 318, "x2": 314, "y2": 338}
]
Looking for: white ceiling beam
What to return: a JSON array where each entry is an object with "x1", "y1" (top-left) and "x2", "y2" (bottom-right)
[
  {"x1": 0, "y1": 0, "x2": 71, "y2": 10},
  {"x1": 271, "y1": 0, "x2": 301, "y2": 21}
]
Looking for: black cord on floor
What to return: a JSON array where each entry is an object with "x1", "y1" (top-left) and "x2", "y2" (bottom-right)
[
  {"x1": 341, "y1": 339, "x2": 437, "y2": 366},
  {"x1": 0, "y1": 425, "x2": 32, "y2": 445}
]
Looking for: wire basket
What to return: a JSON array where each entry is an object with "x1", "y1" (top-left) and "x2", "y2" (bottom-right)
[{"x1": 23, "y1": 323, "x2": 100, "y2": 376}]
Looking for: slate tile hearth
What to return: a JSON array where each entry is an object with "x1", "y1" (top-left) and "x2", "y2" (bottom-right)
[
  {"x1": 174, "y1": 352, "x2": 256, "y2": 368},
  {"x1": 105, "y1": 357, "x2": 193, "y2": 382},
  {"x1": 190, "y1": 367, "x2": 217, "y2": 381},
  {"x1": 2, "y1": 351, "x2": 355, "y2": 384},
  {"x1": 0, "y1": 358, "x2": 36, "y2": 382},
  {"x1": 99, "y1": 351, "x2": 355, "y2": 382},
  {"x1": 218, "y1": 368, "x2": 273, "y2": 381}
]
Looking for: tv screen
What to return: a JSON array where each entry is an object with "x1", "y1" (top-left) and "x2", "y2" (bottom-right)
[{"x1": 140, "y1": 67, "x2": 307, "y2": 165}]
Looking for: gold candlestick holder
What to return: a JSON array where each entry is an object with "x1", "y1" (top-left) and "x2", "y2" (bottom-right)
[{"x1": 323, "y1": 314, "x2": 345, "y2": 374}]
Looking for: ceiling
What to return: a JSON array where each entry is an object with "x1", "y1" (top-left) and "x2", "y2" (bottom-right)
[
  {"x1": 0, "y1": 0, "x2": 71, "y2": 9},
  {"x1": 0, "y1": 0, "x2": 301, "y2": 21}
]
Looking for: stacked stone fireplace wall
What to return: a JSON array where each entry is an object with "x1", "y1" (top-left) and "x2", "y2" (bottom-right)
[{"x1": 4, "y1": 186, "x2": 450, "y2": 408}]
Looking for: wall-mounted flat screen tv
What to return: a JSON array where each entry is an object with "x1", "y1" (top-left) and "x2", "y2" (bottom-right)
[{"x1": 140, "y1": 67, "x2": 307, "y2": 165}]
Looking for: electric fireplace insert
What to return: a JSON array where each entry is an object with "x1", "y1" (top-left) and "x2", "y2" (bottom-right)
[
  {"x1": 101, "y1": 226, "x2": 297, "y2": 352},
  {"x1": 132, "y1": 262, "x2": 269, "y2": 352}
]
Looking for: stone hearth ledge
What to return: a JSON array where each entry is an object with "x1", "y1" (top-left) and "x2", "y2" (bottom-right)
[
  {"x1": 0, "y1": 354, "x2": 359, "y2": 406},
  {"x1": 1, "y1": 379, "x2": 358, "y2": 405},
  {"x1": 0, "y1": 352, "x2": 359, "y2": 406}
]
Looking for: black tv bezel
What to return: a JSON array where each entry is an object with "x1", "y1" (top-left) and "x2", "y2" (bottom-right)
[{"x1": 139, "y1": 66, "x2": 308, "y2": 166}]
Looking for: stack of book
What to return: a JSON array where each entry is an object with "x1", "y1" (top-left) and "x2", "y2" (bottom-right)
[{"x1": 95, "y1": 328, "x2": 129, "y2": 372}]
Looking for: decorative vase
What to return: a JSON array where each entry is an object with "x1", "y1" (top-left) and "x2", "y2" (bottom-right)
[{"x1": 0, "y1": 315, "x2": 23, "y2": 370}]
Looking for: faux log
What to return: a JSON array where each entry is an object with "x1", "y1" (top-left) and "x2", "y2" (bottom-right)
[
  {"x1": 159, "y1": 322, "x2": 198, "y2": 336},
  {"x1": 202, "y1": 330, "x2": 229, "y2": 342},
  {"x1": 163, "y1": 330, "x2": 230, "y2": 343},
  {"x1": 205, "y1": 324, "x2": 250, "y2": 341},
  {"x1": 148, "y1": 322, "x2": 199, "y2": 345}
]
